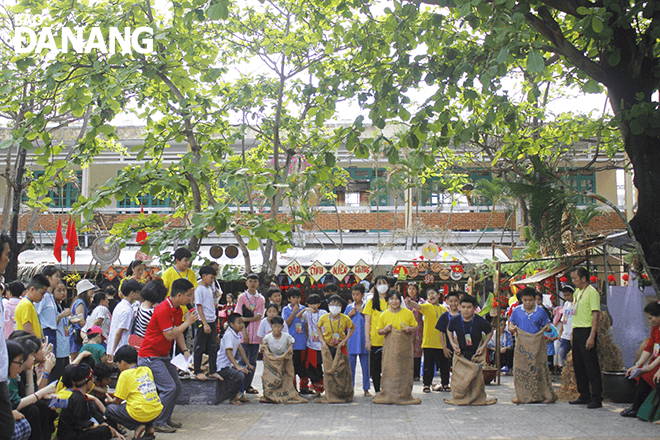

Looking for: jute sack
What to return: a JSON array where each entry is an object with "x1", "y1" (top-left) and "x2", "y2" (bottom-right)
[
  {"x1": 511, "y1": 328, "x2": 557, "y2": 404},
  {"x1": 315, "y1": 345, "x2": 354, "y2": 403},
  {"x1": 372, "y1": 330, "x2": 422, "y2": 405},
  {"x1": 444, "y1": 351, "x2": 497, "y2": 406},
  {"x1": 259, "y1": 348, "x2": 308, "y2": 404}
]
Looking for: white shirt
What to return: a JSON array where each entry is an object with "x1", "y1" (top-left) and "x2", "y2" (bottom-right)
[
  {"x1": 300, "y1": 309, "x2": 328, "y2": 351},
  {"x1": 107, "y1": 299, "x2": 135, "y2": 355},
  {"x1": 194, "y1": 284, "x2": 216, "y2": 323},
  {"x1": 83, "y1": 305, "x2": 112, "y2": 338},
  {"x1": 217, "y1": 326, "x2": 242, "y2": 370},
  {"x1": 560, "y1": 302, "x2": 574, "y2": 340},
  {"x1": 256, "y1": 317, "x2": 289, "y2": 339},
  {"x1": 263, "y1": 332, "x2": 294, "y2": 356}
]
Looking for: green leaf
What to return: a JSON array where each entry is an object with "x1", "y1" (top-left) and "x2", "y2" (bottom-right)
[
  {"x1": 247, "y1": 237, "x2": 260, "y2": 250},
  {"x1": 608, "y1": 51, "x2": 621, "y2": 66},
  {"x1": 324, "y1": 152, "x2": 336, "y2": 167},
  {"x1": 264, "y1": 186, "x2": 277, "y2": 198},
  {"x1": 207, "y1": 3, "x2": 228, "y2": 20},
  {"x1": 527, "y1": 50, "x2": 545, "y2": 74},
  {"x1": 0, "y1": 140, "x2": 14, "y2": 149},
  {"x1": 592, "y1": 17, "x2": 604, "y2": 33}
]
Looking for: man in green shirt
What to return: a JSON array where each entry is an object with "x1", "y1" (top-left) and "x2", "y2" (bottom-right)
[{"x1": 569, "y1": 267, "x2": 602, "y2": 409}]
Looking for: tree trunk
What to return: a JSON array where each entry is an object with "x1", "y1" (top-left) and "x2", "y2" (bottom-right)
[{"x1": 6, "y1": 146, "x2": 28, "y2": 282}]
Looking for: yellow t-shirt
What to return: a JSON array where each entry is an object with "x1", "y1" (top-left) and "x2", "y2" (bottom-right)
[
  {"x1": 573, "y1": 284, "x2": 600, "y2": 328},
  {"x1": 114, "y1": 366, "x2": 163, "y2": 423},
  {"x1": 363, "y1": 298, "x2": 388, "y2": 347},
  {"x1": 161, "y1": 266, "x2": 198, "y2": 314},
  {"x1": 15, "y1": 298, "x2": 42, "y2": 338},
  {"x1": 376, "y1": 308, "x2": 417, "y2": 332},
  {"x1": 420, "y1": 303, "x2": 447, "y2": 349},
  {"x1": 318, "y1": 313, "x2": 355, "y2": 346}
]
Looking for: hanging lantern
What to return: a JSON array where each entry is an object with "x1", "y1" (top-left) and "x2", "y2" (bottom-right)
[
  {"x1": 590, "y1": 275, "x2": 598, "y2": 283},
  {"x1": 622, "y1": 274, "x2": 630, "y2": 282},
  {"x1": 607, "y1": 274, "x2": 616, "y2": 284},
  {"x1": 559, "y1": 276, "x2": 568, "y2": 283}
]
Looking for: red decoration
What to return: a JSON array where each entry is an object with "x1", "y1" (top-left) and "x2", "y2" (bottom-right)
[
  {"x1": 521, "y1": 274, "x2": 526, "y2": 279},
  {"x1": 607, "y1": 274, "x2": 616, "y2": 283},
  {"x1": 65, "y1": 216, "x2": 78, "y2": 263},
  {"x1": 53, "y1": 218, "x2": 64, "y2": 262},
  {"x1": 642, "y1": 274, "x2": 649, "y2": 279},
  {"x1": 622, "y1": 274, "x2": 630, "y2": 281},
  {"x1": 340, "y1": 284, "x2": 345, "y2": 288},
  {"x1": 492, "y1": 300, "x2": 498, "y2": 308},
  {"x1": 559, "y1": 276, "x2": 568, "y2": 283},
  {"x1": 296, "y1": 284, "x2": 302, "y2": 288},
  {"x1": 590, "y1": 275, "x2": 598, "y2": 283}
]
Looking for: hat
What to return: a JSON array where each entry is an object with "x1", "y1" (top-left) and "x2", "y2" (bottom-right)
[
  {"x1": 87, "y1": 326, "x2": 105, "y2": 340},
  {"x1": 76, "y1": 279, "x2": 99, "y2": 295},
  {"x1": 121, "y1": 279, "x2": 145, "y2": 296}
]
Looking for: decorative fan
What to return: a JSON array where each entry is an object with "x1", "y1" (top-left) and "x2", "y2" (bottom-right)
[{"x1": 91, "y1": 236, "x2": 120, "y2": 265}]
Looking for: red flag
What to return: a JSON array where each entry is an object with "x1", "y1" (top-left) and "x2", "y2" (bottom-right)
[
  {"x1": 53, "y1": 219, "x2": 64, "y2": 262},
  {"x1": 66, "y1": 217, "x2": 78, "y2": 263},
  {"x1": 136, "y1": 205, "x2": 147, "y2": 244}
]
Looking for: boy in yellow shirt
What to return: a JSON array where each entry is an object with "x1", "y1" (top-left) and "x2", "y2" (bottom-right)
[
  {"x1": 14, "y1": 274, "x2": 49, "y2": 338},
  {"x1": 406, "y1": 289, "x2": 448, "y2": 393},
  {"x1": 317, "y1": 295, "x2": 355, "y2": 373},
  {"x1": 106, "y1": 345, "x2": 163, "y2": 439}
]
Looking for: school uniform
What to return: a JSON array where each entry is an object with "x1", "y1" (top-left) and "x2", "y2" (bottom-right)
[{"x1": 282, "y1": 304, "x2": 309, "y2": 391}]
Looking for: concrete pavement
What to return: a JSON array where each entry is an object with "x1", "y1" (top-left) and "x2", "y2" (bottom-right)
[{"x1": 162, "y1": 365, "x2": 660, "y2": 439}]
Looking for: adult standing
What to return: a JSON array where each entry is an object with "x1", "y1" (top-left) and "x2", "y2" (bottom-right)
[
  {"x1": 0, "y1": 234, "x2": 15, "y2": 435},
  {"x1": 69, "y1": 280, "x2": 98, "y2": 359},
  {"x1": 569, "y1": 267, "x2": 602, "y2": 409},
  {"x1": 234, "y1": 273, "x2": 264, "y2": 395},
  {"x1": 138, "y1": 278, "x2": 198, "y2": 433}
]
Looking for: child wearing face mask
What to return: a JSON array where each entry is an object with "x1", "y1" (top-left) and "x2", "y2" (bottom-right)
[{"x1": 317, "y1": 295, "x2": 355, "y2": 363}]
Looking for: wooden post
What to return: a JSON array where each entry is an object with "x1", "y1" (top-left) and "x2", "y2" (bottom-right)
[{"x1": 495, "y1": 261, "x2": 501, "y2": 385}]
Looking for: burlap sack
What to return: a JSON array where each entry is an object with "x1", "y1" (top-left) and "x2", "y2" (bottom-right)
[
  {"x1": 373, "y1": 330, "x2": 422, "y2": 405},
  {"x1": 259, "y1": 348, "x2": 308, "y2": 404},
  {"x1": 444, "y1": 351, "x2": 497, "y2": 406},
  {"x1": 512, "y1": 328, "x2": 557, "y2": 404},
  {"x1": 315, "y1": 345, "x2": 353, "y2": 403}
]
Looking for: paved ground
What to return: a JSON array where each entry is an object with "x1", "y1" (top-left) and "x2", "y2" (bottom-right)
[{"x1": 160, "y1": 364, "x2": 660, "y2": 440}]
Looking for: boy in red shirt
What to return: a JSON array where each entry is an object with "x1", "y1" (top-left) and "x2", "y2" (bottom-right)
[{"x1": 138, "y1": 279, "x2": 198, "y2": 433}]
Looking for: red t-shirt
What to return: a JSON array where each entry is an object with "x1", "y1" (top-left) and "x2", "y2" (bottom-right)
[{"x1": 139, "y1": 298, "x2": 183, "y2": 358}]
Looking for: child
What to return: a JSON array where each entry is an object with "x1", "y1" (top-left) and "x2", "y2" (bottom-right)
[
  {"x1": 51, "y1": 281, "x2": 71, "y2": 384},
  {"x1": 406, "y1": 288, "x2": 448, "y2": 393},
  {"x1": 557, "y1": 285, "x2": 575, "y2": 367},
  {"x1": 487, "y1": 319, "x2": 513, "y2": 373},
  {"x1": 446, "y1": 295, "x2": 493, "y2": 362},
  {"x1": 216, "y1": 313, "x2": 256, "y2": 405},
  {"x1": 82, "y1": 292, "x2": 111, "y2": 340},
  {"x1": 545, "y1": 323, "x2": 559, "y2": 372},
  {"x1": 6, "y1": 340, "x2": 33, "y2": 440},
  {"x1": 317, "y1": 295, "x2": 355, "y2": 402},
  {"x1": 435, "y1": 290, "x2": 461, "y2": 390},
  {"x1": 234, "y1": 273, "x2": 265, "y2": 395},
  {"x1": 363, "y1": 276, "x2": 389, "y2": 393},
  {"x1": 265, "y1": 287, "x2": 283, "y2": 315},
  {"x1": 345, "y1": 284, "x2": 371, "y2": 396},
  {"x1": 89, "y1": 361, "x2": 113, "y2": 403},
  {"x1": 108, "y1": 279, "x2": 143, "y2": 357},
  {"x1": 281, "y1": 287, "x2": 311, "y2": 394},
  {"x1": 296, "y1": 294, "x2": 327, "y2": 395},
  {"x1": 508, "y1": 288, "x2": 551, "y2": 336},
  {"x1": 106, "y1": 345, "x2": 162, "y2": 439},
  {"x1": 372, "y1": 290, "x2": 420, "y2": 405},
  {"x1": 405, "y1": 283, "x2": 425, "y2": 380},
  {"x1": 261, "y1": 316, "x2": 295, "y2": 357},
  {"x1": 535, "y1": 290, "x2": 553, "y2": 321},
  {"x1": 14, "y1": 274, "x2": 50, "y2": 338},
  {"x1": 57, "y1": 364, "x2": 123, "y2": 440},
  {"x1": 80, "y1": 326, "x2": 109, "y2": 364},
  {"x1": 4, "y1": 281, "x2": 24, "y2": 339},
  {"x1": 161, "y1": 247, "x2": 197, "y2": 296},
  {"x1": 257, "y1": 303, "x2": 290, "y2": 341},
  {"x1": 193, "y1": 265, "x2": 221, "y2": 381},
  {"x1": 319, "y1": 283, "x2": 343, "y2": 312}
]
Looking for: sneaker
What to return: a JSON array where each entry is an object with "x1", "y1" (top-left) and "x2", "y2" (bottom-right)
[
  {"x1": 154, "y1": 424, "x2": 177, "y2": 433},
  {"x1": 168, "y1": 421, "x2": 182, "y2": 428}
]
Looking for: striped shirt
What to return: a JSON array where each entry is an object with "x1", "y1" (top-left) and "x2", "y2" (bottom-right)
[{"x1": 133, "y1": 304, "x2": 154, "y2": 338}]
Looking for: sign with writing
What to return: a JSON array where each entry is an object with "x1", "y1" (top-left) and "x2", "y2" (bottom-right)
[
  {"x1": 307, "y1": 260, "x2": 328, "y2": 282},
  {"x1": 331, "y1": 260, "x2": 349, "y2": 279},
  {"x1": 284, "y1": 260, "x2": 304, "y2": 282},
  {"x1": 352, "y1": 259, "x2": 372, "y2": 280}
]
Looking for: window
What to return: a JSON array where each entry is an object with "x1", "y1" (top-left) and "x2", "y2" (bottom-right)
[
  {"x1": 117, "y1": 193, "x2": 170, "y2": 212},
  {"x1": 565, "y1": 171, "x2": 596, "y2": 205},
  {"x1": 22, "y1": 171, "x2": 82, "y2": 209},
  {"x1": 345, "y1": 168, "x2": 388, "y2": 206}
]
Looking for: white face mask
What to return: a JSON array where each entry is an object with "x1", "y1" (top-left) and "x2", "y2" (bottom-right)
[
  {"x1": 329, "y1": 305, "x2": 341, "y2": 316},
  {"x1": 376, "y1": 285, "x2": 388, "y2": 294}
]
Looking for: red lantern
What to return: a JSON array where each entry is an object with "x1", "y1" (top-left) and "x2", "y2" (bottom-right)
[
  {"x1": 521, "y1": 274, "x2": 526, "y2": 279},
  {"x1": 622, "y1": 274, "x2": 630, "y2": 281},
  {"x1": 590, "y1": 275, "x2": 598, "y2": 283},
  {"x1": 643, "y1": 274, "x2": 649, "y2": 279},
  {"x1": 607, "y1": 274, "x2": 616, "y2": 283},
  {"x1": 559, "y1": 276, "x2": 568, "y2": 283},
  {"x1": 340, "y1": 284, "x2": 345, "y2": 288},
  {"x1": 492, "y1": 300, "x2": 498, "y2": 308},
  {"x1": 296, "y1": 284, "x2": 302, "y2": 288}
]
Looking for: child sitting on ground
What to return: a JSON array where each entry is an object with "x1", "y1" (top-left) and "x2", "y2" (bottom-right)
[
  {"x1": 80, "y1": 326, "x2": 110, "y2": 364},
  {"x1": 258, "y1": 303, "x2": 290, "y2": 342},
  {"x1": 260, "y1": 316, "x2": 295, "y2": 357},
  {"x1": 89, "y1": 362, "x2": 114, "y2": 403},
  {"x1": 105, "y1": 345, "x2": 162, "y2": 439},
  {"x1": 216, "y1": 313, "x2": 256, "y2": 405},
  {"x1": 57, "y1": 364, "x2": 123, "y2": 440},
  {"x1": 297, "y1": 294, "x2": 328, "y2": 395}
]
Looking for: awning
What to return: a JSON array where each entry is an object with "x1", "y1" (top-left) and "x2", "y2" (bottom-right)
[{"x1": 509, "y1": 263, "x2": 577, "y2": 286}]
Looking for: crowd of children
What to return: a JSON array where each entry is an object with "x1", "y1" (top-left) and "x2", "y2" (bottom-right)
[{"x1": 1, "y1": 237, "x2": 659, "y2": 440}]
